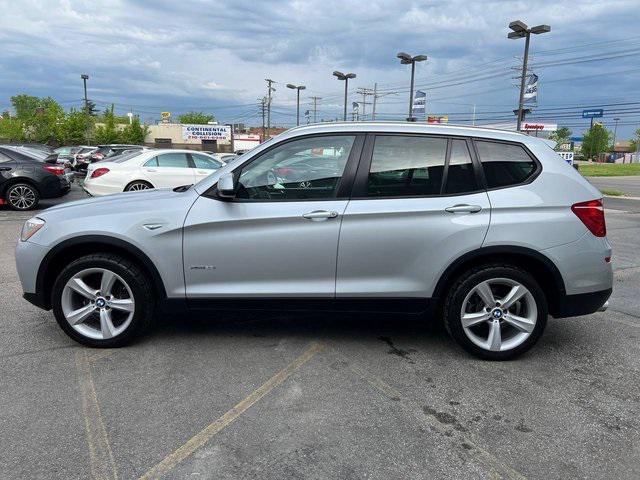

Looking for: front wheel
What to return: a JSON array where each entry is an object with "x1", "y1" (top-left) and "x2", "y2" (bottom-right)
[
  {"x1": 443, "y1": 264, "x2": 548, "y2": 360},
  {"x1": 51, "y1": 254, "x2": 155, "y2": 347}
]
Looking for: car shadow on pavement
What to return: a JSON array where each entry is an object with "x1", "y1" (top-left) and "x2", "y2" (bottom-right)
[{"x1": 149, "y1": 310, "x2": 451, "y2": 351}]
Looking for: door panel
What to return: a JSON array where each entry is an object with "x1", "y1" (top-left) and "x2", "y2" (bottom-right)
[
  {"x1": 183, "y1": 134, "x2": 362, "y2": 298},
  {"x1": 144, "y1": 153, "x2": 195, "y2": 188},
  {"x1": 183, "y1": 198, "x2": 348, "y2": 297},
  {"x1": 336, "y1": 193, "x2": 490, "y2": 297}
]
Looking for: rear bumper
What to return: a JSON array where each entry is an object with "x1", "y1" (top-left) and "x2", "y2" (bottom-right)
[{"x1": 552, "y1": 288, "x2": 612, "y2": 318}]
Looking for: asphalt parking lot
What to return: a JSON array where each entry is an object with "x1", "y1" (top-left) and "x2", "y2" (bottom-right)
[{"x1": 2, "y1": 183, "x2": 640, "y2": 479}]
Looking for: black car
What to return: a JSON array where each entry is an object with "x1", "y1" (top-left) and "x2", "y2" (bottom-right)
[{"x1": 0, "y1": 146, "x2": 72, "y2": 210}]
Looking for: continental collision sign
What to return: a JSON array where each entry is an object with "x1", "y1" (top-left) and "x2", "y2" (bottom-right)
[{"x1": 182, "y1": 124, "x2": 231, "y2": 141}]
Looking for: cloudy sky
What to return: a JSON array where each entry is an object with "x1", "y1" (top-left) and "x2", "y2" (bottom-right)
[{"x1": 1, "y1": 0, "x2": 639, "y2": 138}]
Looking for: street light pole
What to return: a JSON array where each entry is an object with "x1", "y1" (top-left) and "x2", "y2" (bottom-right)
[
  {"x1": 81, "y1": 74, "x2": 89, "y2": 144},
  {"x1": 508, "y1": 21, "x2": 550, "y2": 132},
  {"x1": 333, "y1": 71, "x2": 356, "y2": 121},
  {"x1": 265, "y1": 79, "x2": 275, "y2": 139},
  {"x1": 396, "y1": 52, "x2": 427, "y2": 122},
  {"x1": 286, "y1": 84, "x2": 306, "y2": 126}
]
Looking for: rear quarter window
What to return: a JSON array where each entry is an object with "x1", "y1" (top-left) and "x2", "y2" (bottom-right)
[{"x1": 475, "y1": 141, "x2": 537, "y2": 188}]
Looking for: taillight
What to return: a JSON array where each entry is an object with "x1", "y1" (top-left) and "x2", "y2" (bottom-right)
[
  {"x1": 91, "y1": 168, "x2": 110, "y2": 179},
  {"x1": 571, "y1": 199, "x2": 606, "y2": 237},
  {"x1": 43, "y1": 164, "x2": 65, "y2": 176}
]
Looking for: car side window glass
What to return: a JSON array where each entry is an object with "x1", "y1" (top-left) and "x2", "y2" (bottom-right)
[
  {"x1": 192, "y1": 154, "x2": 222, "y2": 170},
  {"x1": 156, "y1": 153, "x2": 189, "y2": 168},
  {"x1": 0, "y1": 152, "x2": 12, "y2": 163},
  {"x1": 476, "y1": 141, "x2": 536, "y2": 188},
  {"x1": 236, "y1": 135, "x2": 355, "y2": 200},
  {"x1": 144, "y1": 157, "x2": 158, "y2": 167},
  {"x1": 445, "y1": 140, "x2": 478, "y2": 194},
  {"x1": 367, "y1": 136, "x2": 447, "y2": 197}
]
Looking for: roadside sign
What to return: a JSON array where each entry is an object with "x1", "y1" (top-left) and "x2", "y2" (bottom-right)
[
  {"x1": 582, "y1": 109, "x2": 603, "y2": 119},
  {"x1": 557, "y1": 151, "x2": 574, "y2": 166}
]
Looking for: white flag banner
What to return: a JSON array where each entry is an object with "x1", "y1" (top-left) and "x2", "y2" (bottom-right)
[
  {"x1": 524, "y1": 74, "x2": 538, "y2": 104},
  {"x1": 413, "y1": 90, "x2": 426, "y2": 117}
]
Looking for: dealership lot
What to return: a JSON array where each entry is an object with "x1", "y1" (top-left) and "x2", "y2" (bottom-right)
[{"x1": 1, "y1": 184, "x2": 639, "y2": 479}]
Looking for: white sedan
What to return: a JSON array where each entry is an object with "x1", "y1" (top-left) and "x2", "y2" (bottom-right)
[{"x1": 83, "y1": 149, "x2": 225, "y2": 196}]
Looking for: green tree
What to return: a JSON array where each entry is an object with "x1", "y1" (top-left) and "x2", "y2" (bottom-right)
[
  {"x1": 85, "y1": 100, "x2": 98, "y2": 116},
  {"x1": 549, "y1": 127, "x2": 572, "y2": 149},
  {"x1": 61, "y1": 109, "x2": 92, "y2": 145},
  {"x1": 629, "y1": 128, "x2": 640, "y2": 152},
  {"x1": 119, "y1": 117, "x2": 148, "y2": 144},
  {"x1": 178, "y1": 111, "x2": 215, "y2": 124},
  {"x1": 8, "y1": 94, "x2": 65, "y2": 143},
  {"x1": 94, "y1": 104, "x2": 120, "y2": 144},
  {"x1": 0, "y1": 114, "x2": 24, "y2": 141},
  {"x1": 582, "y1": 124, "x2": 611, "y2": 159}
]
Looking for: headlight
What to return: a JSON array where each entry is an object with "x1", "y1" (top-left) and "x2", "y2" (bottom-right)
[{"x1": 21, "y1": 217, "x2": 45, "y2": 242}]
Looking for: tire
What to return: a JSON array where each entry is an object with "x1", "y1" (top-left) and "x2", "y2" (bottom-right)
[
  {"x1": 443, "y1": 264, "x2": 548, "y2": 360},
  {"x1": 124, "y1": 180, "x2": 153, "y2": 192},
  {"x1": 51, "y1": 253, "x2": 155, "y2": 347},
  {"x1": 6, "y1": 183, "x2": 40, "y2": 210}
]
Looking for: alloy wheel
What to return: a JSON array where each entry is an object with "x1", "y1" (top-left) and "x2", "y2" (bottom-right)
[
  {"x1": 128, "y1": 182, "x2": 150, "y2": 191},
  {"x1": 8, "y1": 185, "x2": 37, "y2": 210},
  {"x1": 61, "y1": 268, "x2": 135, "y2": 340},
  {"x1": 460, "y1": 277, "x2": 537, "y2": 352}
]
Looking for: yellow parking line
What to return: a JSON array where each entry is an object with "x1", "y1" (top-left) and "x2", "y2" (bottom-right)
[
  {"x1": 75, "y1": 350, "x2": 119, "y2": 480},
  {"x1": 338, "y1": 351, "x2": 527, "y2": 480},
  {"x1": 138, "y1": 341, "x2": 326, "y2": 480}
]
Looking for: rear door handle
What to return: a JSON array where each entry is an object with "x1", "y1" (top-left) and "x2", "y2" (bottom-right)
[
  {"x1": 445, "y1": 204, "x2": 482, "y2": 213},
  {"x1": 146, "y1": 168, "x2": 157, "y2": 172},
  {"x1": 0, "y1": 167, "x2": 11, "y2": 171},
  {"x1": 302, "y1": 210, "x2": 339, "y2": 220}
]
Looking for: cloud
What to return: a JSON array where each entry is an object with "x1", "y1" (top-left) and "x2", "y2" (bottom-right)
[{"x1": 0, "y1": 0, "x2": 638, "y2": 135}]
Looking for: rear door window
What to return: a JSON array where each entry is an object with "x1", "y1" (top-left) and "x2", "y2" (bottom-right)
[
  {"x1": 156, "y1": 153, "x2": 190, "y2": 168},
  {"x1": 475, "y1": 141, "x2": 537, "y2": 188},
  {"x1": 367, "y1": 136, "x2": 447, "y2": 197}
]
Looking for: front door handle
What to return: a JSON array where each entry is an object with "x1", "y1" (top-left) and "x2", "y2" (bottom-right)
[
  {"x1": 445, "y1": 204, "x2": 482, "y2": 213},
  {"x1": 302, "y1": 210, "x2": 339, "y2": 220},
  {"x1": 146, "y1": 168, "x2": 157, "y2": 172}
]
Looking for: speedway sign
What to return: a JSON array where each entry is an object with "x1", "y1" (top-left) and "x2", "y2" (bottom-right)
[
  {"x1": 182, "y1": 124, "x2": 231, "y2": 141},
  {"x1": 522, "y1": 122, "x2": 557, "y2": 132}
]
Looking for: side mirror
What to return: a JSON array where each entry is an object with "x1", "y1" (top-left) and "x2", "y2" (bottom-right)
[{"x1": 217, "y1": 173, "x2": 236, "y2": 198}]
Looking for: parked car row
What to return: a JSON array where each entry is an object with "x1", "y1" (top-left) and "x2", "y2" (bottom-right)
[
  {"x1": 0, "y1": 142, "x2": 238, "y2": 208},
  {"x1": 83, "y1": 149, "x2": 226, "y2": 196}
]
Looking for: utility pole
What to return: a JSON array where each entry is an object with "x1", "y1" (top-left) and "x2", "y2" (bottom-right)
[
  {"x1": 472, "y1": 104, "x2": 476, "y2": 126},
  {"x1": 259, "y1": 97, "x2": 267, "y2": 141},
  {"x1": 371, "y1": 83, "x2": 378, "y2": 121},
  {"x1": 508, "y1": 21, "x2": 550, "y2": 131},
  {"x1": 357, "y1": 87, "x2": 374, "y2": 120},
  {"x1": 612, "y1": 117, "x2": 620, "y2": 147},
  {"x1": 310, "y1": 96, "x2": 321, "y2": 123},
  {"x1": 265, "y1": 79, "x2": 275, "y2": 139}
]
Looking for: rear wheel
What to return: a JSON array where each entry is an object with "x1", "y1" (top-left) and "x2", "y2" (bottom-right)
[
  {"x1": 6, "y1": 183, "x2": 39, "y2": 210},
  {"x1": 51, "y1": 253, "x2": 155, "y2": 347},
  {"x1": 443, "y1": 264, "x2": 547, "y2": 360},
  {"x1": 124, "y1": 180, "x2": 153, "y2": 192}
]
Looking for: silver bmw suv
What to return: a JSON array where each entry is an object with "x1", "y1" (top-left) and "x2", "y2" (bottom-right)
[{"x1": 15, "y1": 123, "x2": 612, "y2": 360}]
